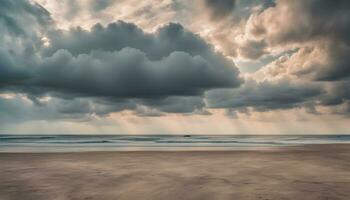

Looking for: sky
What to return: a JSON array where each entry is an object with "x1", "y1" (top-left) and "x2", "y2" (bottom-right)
[{"x1": 0, "y1": 0, "x2": 349, "y2": 135}]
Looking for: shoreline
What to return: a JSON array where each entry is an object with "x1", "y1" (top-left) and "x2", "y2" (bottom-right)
[{"x1": 1, "y1": 143, "x2": 349, "y2": 153}]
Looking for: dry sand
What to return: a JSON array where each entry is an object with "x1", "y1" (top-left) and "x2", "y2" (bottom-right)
[{"x1": 0, "y1": 144, "x2": 350, "y2": 200}]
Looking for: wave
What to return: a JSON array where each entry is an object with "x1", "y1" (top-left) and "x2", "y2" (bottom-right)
[
  {"x1": 0, "y1": 136, "x2": 57, "y2": 140},
  {"x1": 1, "y1": 135, "x2": 350, "y2": 147}
]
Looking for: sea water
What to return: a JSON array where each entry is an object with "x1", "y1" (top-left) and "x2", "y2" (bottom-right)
[{"x1": 0, "y1": 135, "x2": 349, "y2": 152}]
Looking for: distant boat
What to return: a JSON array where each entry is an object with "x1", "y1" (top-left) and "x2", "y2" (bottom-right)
[{"x1": 184, "y1": 135, "x2": 191, "y2": 137}]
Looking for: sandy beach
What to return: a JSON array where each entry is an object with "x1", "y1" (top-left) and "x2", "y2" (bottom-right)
[{"x1": 0, "y1": 144, "x2": 349, "y2": 200}]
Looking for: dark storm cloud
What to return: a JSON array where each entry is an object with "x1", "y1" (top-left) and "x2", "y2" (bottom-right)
[
  {"x1": 43, "y1": 21, "x2": 231, "y2": 63},
  {"x1": 34, "y1": 21, "x2": 243, "y2": 98},
  {"x1": 0, "y1": 0, "x2": 243, "y2": 118},
  {"x1": 320, "y1": 81, "x2": 350, "y2": 106},
  {"x1": 311, "y1": 45, "x2": 350, "y2": 81},
  {"x1": 0, "y1": 0, "x2": 51, "y2": 36},
  {"x1": 206, "y1": 78, "x2": 324, "y2": 111},
  {"x1": 0, "y1": 50, "x2": 28, "y2": 86},
  {"x1": 0, "y1": 0, "x2": 51, "y2": 87},
  {"x1": 0, "y1": 2, "x2": 242, "y2": 99},
  {"x1": 204, "y1": 0, "x2": 236, "y2": 19}
]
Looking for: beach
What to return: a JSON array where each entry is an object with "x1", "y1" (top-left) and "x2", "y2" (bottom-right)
[{"x1": 0, "y1": 144, "x2": 349, "y2": 200}]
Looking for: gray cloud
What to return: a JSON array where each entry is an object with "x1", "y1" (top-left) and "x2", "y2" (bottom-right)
[
  {"x1": 320, "y1": 81, "x2": 350, "y2": 107},
  {"x1": 142, "y1": 96, "x2": 206, "y2": 114},
  {"x1": 0, "y1": 94, "x2": 132, "y2": 124},
  {"x1": 64, "y1": 0, "x2": 80, "y2": 19},
  {"x1": 0, "y1": 95, "x2": 85, "y2": 124},
  {"x1": 237, "y1": 39, "x2": 267, "y2": 60},
  {"x1": 245, "y1": 0, "x2": 350, "y2": 80},
  {"x1": 0, "y1": 0, "x2": 243, "y2": 119},
  {"x1": 0, "y1": 93, "x2": 209, "y2": 124},
  {"x1": 0, "y1": 0, "x2": 51, "y2": 87},
  {"x1": 90, "y1": 0, "x2": 112, "y2": 12},
  {"x1": 248, "y1": 0, "x2": 350, "y2": 45},
  {"x1": 0, "y1": 1, "x2": 242, "y2": 98},
  {"x1": 0, "y1": 0, "x2": 51, "y2": 36},
  {"x1": 206, "y1": 78, "x2": 324, "y2": 111},
  {"x1": 204, "y1": 0, "x2": 236, "y2": 19},
  {"x1": 34, "y1": 22, "x2": 242, "y2": 98},
  {"x1": 330, "y1": 101, "x2": 350, "y2": 117},
  {"x1": 33, "y1": 48, "x2": 240, "y2": 98},
  {"x1": 43, "y1": 21, "x2": 230, "y2": 62}
]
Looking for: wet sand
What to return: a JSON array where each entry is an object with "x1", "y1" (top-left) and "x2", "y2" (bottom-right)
[{"x1": 0, "y1": 144, "x2": 349, "y2": 200}]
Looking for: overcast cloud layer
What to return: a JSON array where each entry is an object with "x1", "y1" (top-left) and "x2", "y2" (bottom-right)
[{"x1": 0, "y1": 0, "x2": 349, "y2": 134}]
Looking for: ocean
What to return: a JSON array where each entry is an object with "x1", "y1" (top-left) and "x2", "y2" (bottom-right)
[{"x1": 0, "y1": 135, "x2": 349, "y2": 152}]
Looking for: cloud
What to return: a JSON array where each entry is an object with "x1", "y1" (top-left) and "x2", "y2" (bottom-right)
[
  {"x1": 34, "y1": 22, "x2": 241, "y2": 99},
  {"x1": 142, "y1": 96, "x2": 206, "y2": 114},
  {"x1": 204, "y1": 0, "x2": 236, "y2": 20},
  {"x1": 207, "y1": 0, "x2": 350, "y2": 116},
  {"x1": 206, "y1": 78, "x2": 324, "y2": 111},
  {"x1": 187, "y1": 0, "x2": 276, "y2": 60},
  {"x1": 247, "y1": 0, "x2": 350, "y2": 45},
  {"x1": 320, "y1": 81, "x2": 350, "y2": 107},
  {"x1": 0, "y1": 0, "x2": 242, "y2": 119},
  {"x1": 0, "y1": 1, "x2": 242, "y2": 98},
  {"x1": 0, "y1": 0, "x2": 52, "y2": 87},
  {"x1": 43, "y1": 21, "x2": 232, "y2": 61},
  {"x1": 1, "y1": 0, "x2": 350, "y2": 126},
  {"x1": 0, "y1": 94, "x2": 84, "y2": 124},
  {"x1": 0, "y1": 0, "x2": 51, "y2": 35},
  {"x1": 244, "y1": 0, "x2": 350, "y2": 80},
  {"x1": 0, "y1": 92, "x2": 142, "y2": 124},
  {"x1": 0, "y1": 92, "x2": 209, "y2": 123},
  {"x1": 34, "y1": 47, "x2": 241, "y2": 98},
  {"x1": 90, "y1": 0, "x2": 112, "y2": 12},
  {"x1": 237, "y1": 39, "x2": 267, "y2": 60}
]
